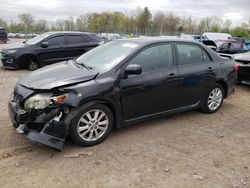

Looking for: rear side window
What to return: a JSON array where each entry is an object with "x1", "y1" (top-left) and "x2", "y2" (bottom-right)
[
  {"x1": 68, "y1": 35, "x2": 88, "y2": 44},
  {"x1": 47, "y1": 36, "x2": 64, "y2": 46},
  {"x1": 129, "y1": 44, "x2": 173, "y2": 73},
  {"x1": 177, "y1": 43, "x2": 211, "y2": 64},
  {"x1": 231, "y1": 42, "x2": 241, "y2": 48}
]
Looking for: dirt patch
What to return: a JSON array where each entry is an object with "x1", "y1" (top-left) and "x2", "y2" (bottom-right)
[{"x1": 0, "y1": 39, "x2": 250, "y2": 187}]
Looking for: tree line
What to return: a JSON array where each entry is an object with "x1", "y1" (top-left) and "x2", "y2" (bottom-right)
[{"x1": 0, "y1": 7, "x2": 250, "y2": 37}]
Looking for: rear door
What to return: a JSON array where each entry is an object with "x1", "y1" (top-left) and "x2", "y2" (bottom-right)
[
  {"x1": 64, "y1": 34, "x2": 93, "y2": 59},
  {"x1": 175, "y1": 42, "x2": 216, "y2": 107}
]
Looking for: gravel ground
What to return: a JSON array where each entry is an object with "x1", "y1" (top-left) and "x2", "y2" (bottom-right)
[{"x1": 0, "y1": 39, "x2": 250, "y2": 188}]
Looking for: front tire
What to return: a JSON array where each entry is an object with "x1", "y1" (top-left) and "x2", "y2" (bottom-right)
[
  {"x1": 201, "y1": 84, "x2": 224, "y2": 114},
  {"x1": 28, "y1": 59, "x2": 39, "y2": 71},
  {"x1": 70, "y1": 103, "x2": 114, "y2": 147}
]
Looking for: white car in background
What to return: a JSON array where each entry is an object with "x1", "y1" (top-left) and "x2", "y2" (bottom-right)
[{"x1": 202, "y1": 32, "x2": 232, "y2": 41}]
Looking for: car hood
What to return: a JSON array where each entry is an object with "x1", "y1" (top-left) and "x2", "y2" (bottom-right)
[
  {"x1": 18, "y1": 61, "x2": 99, "y2": 90},
  {"x1": 2, "y1": 43, "x2": 27, "y2": 50}
]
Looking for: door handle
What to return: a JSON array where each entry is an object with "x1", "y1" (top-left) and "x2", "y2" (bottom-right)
[
  {"x1": 207, "y1": 67, "x2": 213, "y2": 72},
  {"x1": 168, "y1": 73, "x2": 176, "y2": 79}
]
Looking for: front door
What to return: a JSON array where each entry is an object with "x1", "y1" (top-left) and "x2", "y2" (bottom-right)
[
  {"x1": 119, "y1": 43, "x2": 179, "y2": 120},
  {"x1": 37, "y1": 35, "x2": 67, "y2": 65}
]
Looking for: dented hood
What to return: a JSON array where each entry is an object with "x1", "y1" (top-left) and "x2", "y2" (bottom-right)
[{"x1": 19, "y1": 61, "x2": 99, "y2": 90}]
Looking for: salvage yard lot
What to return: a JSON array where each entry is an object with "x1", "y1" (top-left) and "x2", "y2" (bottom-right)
[{"x1": 0, "y1": 39, "x2": 250, "y2": 187}]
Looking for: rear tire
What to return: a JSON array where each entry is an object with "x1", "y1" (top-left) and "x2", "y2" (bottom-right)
[
  {"x1": 201, "y1": 84, "x2": 224, "y2": 114},
  {"x1": 70, "y1": 103, "x2": 114, "y2": 147}
]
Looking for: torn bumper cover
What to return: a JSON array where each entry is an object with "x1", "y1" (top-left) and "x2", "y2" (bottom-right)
[{"x1": 8, "y1": 99, "x2": 68, "y2": 151}]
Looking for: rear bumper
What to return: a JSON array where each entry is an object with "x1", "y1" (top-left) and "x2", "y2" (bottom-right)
[
  {"x1": 8, "y1": 100, "x2": 67, "y2": 151},
  {"x1": 238, "y1": 65, "x2": 250, "y2": 82}
]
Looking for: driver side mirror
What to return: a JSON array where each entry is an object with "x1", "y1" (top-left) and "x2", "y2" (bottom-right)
[
  {"x1": 124, "y1": 64, "x2": 142, "y2": 75},
  {"x1": 41, "y1": 41, "x2": 48, "y2": 48}
]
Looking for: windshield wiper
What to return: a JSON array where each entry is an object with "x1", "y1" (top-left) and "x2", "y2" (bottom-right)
[{"x1": 71, "y1": 58, "x2": 92, "y2": 70}]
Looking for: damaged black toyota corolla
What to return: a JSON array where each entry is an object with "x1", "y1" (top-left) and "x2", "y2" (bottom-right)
[{"x1": 9, "y1": 38, "x2": 237, "y2": 151}]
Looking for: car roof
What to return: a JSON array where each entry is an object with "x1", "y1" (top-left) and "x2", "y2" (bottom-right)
[
  {"x1": 116, "y1": 37, "x2": 225, "y2": 62},
  {"x1": 117, "y1": 37, "x2": 202, "y2": 46},
  {"x1": 216, "y1": 39, "x2": 240, "y2": 43},
  {"x1": 44, "y1": 31, "x2": 92, "y2": 35}
]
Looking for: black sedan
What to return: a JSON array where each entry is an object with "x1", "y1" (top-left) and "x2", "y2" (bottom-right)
[
  {"x1": 1, "y1": 31, "x2": 103, "y2": 70},
  {"x1": 8, "y1": 38, "x2": 237, "y2": 150}
]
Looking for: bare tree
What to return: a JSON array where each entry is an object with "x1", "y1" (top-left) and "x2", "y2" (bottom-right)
[
  {"x1": 18, "y1": 13, "x2": 34, "y2": 34},
  {"x1": 223, "y1": 20, "x2": 232, "y2": 33},
  {"x1": 55, "y1": 19, "x2": 64, "y2": 31},
  {"x1": 153, "y1": 11, "x2": 165, "y2": 35}
]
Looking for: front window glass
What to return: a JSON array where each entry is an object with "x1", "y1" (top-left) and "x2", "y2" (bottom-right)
[
  {"x1": 128, "y1": 44, "x2": 173, "y2": 73},
  {"x1": 46, "y1": 36, "x2": 64, "y2": 46}
]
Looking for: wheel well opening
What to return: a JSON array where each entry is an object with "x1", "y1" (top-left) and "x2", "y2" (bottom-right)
[
  {"x1": 99, "y1": 101, "x2": 117, "y2": 128},
  {"x1": 19, "y1": 55, "x2": 39, "y2": 69},
  {"x1": 216, "y1": 80, "x2": 228, "y2": 98}
]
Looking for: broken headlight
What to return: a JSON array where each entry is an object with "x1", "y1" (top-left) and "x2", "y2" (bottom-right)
[{"x1": 24, "y1": 93, "x2": 67, "y2": 110}]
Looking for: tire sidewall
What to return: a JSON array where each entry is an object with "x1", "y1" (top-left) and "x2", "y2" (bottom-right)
[
  {"x1": 70, "y1": 103, "x2": 114, "y2": 146},
  {"x1": 28, "y1": 61, "x2": 39, "y2": 71}
]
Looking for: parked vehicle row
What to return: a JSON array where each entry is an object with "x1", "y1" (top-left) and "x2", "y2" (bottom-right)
[
  {"x1": 7, "y1": 33, "x2": 38, "y2": 39},
  {"x1": 180, "y1": 32, "x2": 250, "y2": 54},
  {"x1": 1, "y1": 31, "x2": 104, "y2": 70},
  {"x1": 8, "y1": 38, "x2": 237, "y2": 150}
]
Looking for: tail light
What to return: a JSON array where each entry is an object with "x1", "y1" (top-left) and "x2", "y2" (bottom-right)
[{"x1": 234, "y1": 64, "x2": 239, "y2": 72}]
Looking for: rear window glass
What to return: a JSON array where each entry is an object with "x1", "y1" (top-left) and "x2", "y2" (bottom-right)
[
  {"x1": 231, "y1": 42, "x2": 241, "y2": 48},
  {"x1": 68, "y1": 35, "x2": 88, "y2": 44},
  {"x1": 177, "y1": 43, "x2": 211, "y2": 64}
]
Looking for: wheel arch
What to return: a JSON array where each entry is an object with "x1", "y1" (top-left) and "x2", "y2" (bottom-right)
[
  {"x1": 216, "y1": 79, "x2": 228, "y2": 98},
  {"x1": 18, "y1": 53, "x2": 39, "y2": 68},
  {"x1": 64, "y1": 98, "x2": 120, "y2": 131}
]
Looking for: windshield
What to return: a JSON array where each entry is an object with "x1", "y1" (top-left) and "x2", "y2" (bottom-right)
[
  {"x1": 76, "y1": 40, "x2": 139, "y2": 71},
  {"x1": 25, "y1": 33, "x2": 50, "y2": 45}
]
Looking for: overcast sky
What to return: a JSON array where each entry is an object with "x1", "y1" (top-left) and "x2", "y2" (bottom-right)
[{"x1": 0, "y1": 0, "x2": 249, "y2": 26}]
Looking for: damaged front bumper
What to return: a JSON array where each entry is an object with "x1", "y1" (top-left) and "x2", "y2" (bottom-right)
[{"x1": 8, "y1": 98, "x2": 68, "y2": 151}]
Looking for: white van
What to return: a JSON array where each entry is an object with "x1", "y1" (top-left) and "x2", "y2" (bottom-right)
[{"x1": 202, "y1": 32, "x2": 232, "y2": 41}]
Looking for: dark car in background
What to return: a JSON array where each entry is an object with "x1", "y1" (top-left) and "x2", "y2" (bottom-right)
[
  {"x1": 0, "y1": 27, "x2": 7, "y2": 43},
  {"x1": 8, "y1": 38, "x2": 237, "y2": 150},
  {"x1": 216, "y1": 40, "x2": 243, "y2": 54},
  {"x1": 1, "y1": 31, "x2": 104, "y2": 70},
  {"x1": 234, "y1": 52, "x2": 250, "y2": 84}
]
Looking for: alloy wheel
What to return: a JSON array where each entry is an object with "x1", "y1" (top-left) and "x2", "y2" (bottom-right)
[
  {"x1": 77, "y1": 109, "x2": 109, "y2": 141},
  {"x1": 207, "y1": 88, "x2": 223, "y2": 111}
]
